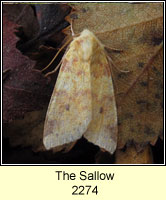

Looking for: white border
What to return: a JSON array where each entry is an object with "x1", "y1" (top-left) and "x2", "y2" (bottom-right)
[{"x1": 1, "y1": 1, "x2": 165, "y2": 166}]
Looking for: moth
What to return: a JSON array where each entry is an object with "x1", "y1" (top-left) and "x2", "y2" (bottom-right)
[{"x1": 43, "y1": 29, "x2": 117, "y2": 154}]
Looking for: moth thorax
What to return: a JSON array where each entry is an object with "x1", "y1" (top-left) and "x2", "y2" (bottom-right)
[
  {"x1": 80, "y1": 29, "x2": 103, "y2": 61},
  {"x1": 81, "y1": 39, "x2": 93, "y2": 61}
]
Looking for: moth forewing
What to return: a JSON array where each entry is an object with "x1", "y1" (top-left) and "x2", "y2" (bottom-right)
[
  {"x1": 83, "y1": 31, "x2": 118, "y2": 154},
  {"x1": 43, "y1": 29, "x2": 93, "y2": 150}
]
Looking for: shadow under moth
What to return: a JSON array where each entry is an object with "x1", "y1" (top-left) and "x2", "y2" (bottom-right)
[{"x1": 43, "y1": 29, "x2": 117, "y2": 154}]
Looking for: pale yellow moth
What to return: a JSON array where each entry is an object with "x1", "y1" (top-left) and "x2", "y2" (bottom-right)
[{"x1": 43, "y1": 29, "x2": 117, "y2": 154}]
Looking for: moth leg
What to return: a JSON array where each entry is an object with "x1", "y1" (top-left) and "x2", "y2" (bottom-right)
[
  {"x1": 104, "y1": 45, "x2": 123, "y2": 52},
  {"x1": 107, "y1": 55, "x2": 130, "y2": 73},
  {"x1": 105, "y1": 45, "x2": 130, "y2": 73}
]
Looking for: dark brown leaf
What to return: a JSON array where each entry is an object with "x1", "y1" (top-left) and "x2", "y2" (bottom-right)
[{"x1": 3, "y1": 15, "x2": 52, "y2": 123}]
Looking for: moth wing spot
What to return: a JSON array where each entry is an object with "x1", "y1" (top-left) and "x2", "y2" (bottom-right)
[
  {"x1": 65, "y1": 104, "x2": 70, "y2": 111},
  {"x1": 99, "y1": 107, "x2": 104, "y2": 113}
]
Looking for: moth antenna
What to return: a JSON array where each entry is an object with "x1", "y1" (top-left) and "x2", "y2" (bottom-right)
[
  {"x1": 70, "y1": 20, "x2": 80, "y2": 37},
  {"x1": 107, "y1": 55, "x2": 130, "y2": 73},
  {"x1": 41, "y1": 38, "x2": 72, "y2": 73},
  {"x1": 42, "y1": 20, "x2": 76, "y2": 75},
  {"x1": 70, "y1": 19, "x2": 75, "y2": 37},
  {"x1": 45, "y1": 60, "x2": 62, "y2": 77}
]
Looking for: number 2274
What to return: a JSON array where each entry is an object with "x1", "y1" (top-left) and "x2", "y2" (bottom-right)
[{"x1": 72, "y1": 185, "x2": 98, "y2": 195}]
